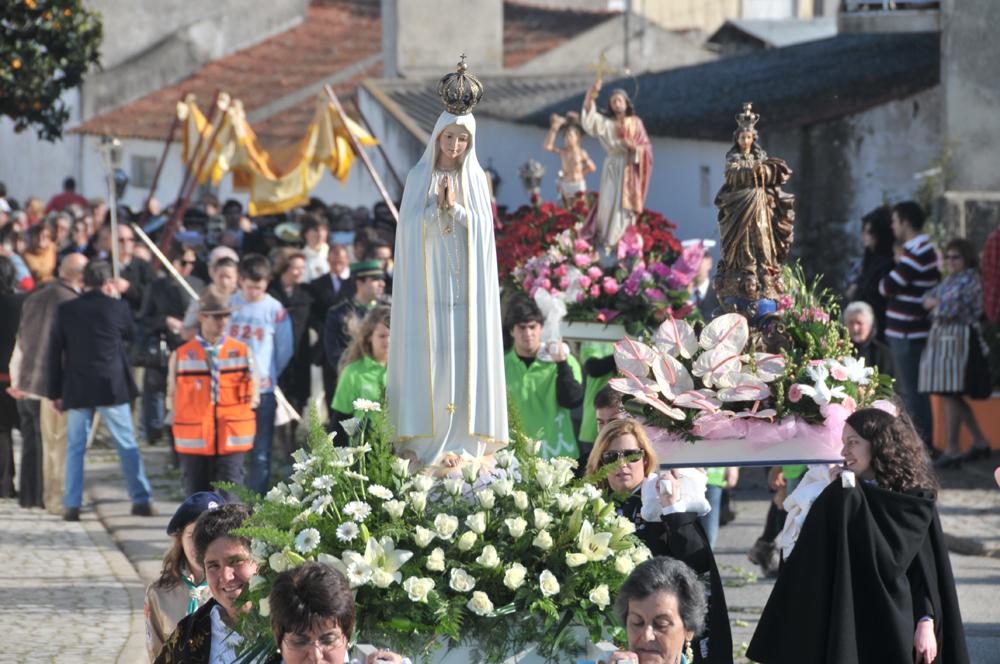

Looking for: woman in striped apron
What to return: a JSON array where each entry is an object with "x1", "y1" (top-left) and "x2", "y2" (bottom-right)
[{"x1": 918, "y1": 238, "x2": 992, "y2": 467}]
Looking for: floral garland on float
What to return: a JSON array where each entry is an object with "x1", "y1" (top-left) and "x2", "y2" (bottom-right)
[
  {"x1": 609, "y1": 265, "x2": 896, "y2": 467},
  {"x1": 226, "y1": 405, "x2": 651, "y2": 663},
  {"x1": 497, "y1": 193, "x2": 701, "y2": 335}
]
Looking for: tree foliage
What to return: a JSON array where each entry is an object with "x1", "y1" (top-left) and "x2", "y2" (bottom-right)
[{"x1": 0, "y1": 0, "x2": 102, "y2": 141}]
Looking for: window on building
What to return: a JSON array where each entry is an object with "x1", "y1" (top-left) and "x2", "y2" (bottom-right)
[
  {"x1": 131, "y1": 155, "x2": 157, "y2": 189},
  {"x1": 700, "y1": 165, "x2": 711, "y2": 207}
]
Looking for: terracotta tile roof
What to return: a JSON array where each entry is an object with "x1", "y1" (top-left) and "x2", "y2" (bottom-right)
[
  {"x1": 503, "y1": 1, "x2": 615, "y2": 69},
  {"x1": 73, "y1": 0, "x2": 608, "y2": 147},
  {"x1": 72, "y1": 0, "x2": 383, "y2": 147}
]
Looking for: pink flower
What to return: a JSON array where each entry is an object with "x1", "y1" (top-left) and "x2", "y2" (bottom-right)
[
  {"x1": 577, "y1": 292, "x2": 586, "y2": 303},
  {"x1": 578, "y1": 275, "x2": 592, "y2": 289},
  {"x1": 554, "y1": 265, "x2": 569, "y2": 278},
  {"x1": 788, "y1": 384, "x2": 803, "y2": 403},
  {"x1": 574, "y1": 239, "x2": 591, "y2": 253},
  {"x1": 587, "y1": 266, "x2": 603, "y2": 280},
  {"x1": 840, "y1": 396, "x2": 858, "y2": 413},
  {"x1": 617, "y1": 225, "x2": 644, "y2": 261},
  {"x1": 597, "y1": 308, "x2": 621, "y2": 322},
  {"x1": 523, "y1": 277, "x2": 534, "y2": 291},
  {"x1": 830, "y1": 366, "x2": 848, "y2": 381},
  {"x1": 539, "y1": 279, "x2": 552, "y2": 291},
  {"x1": 574, "y1": 253, "x2": 592, "y2": 268},
  {"x1": 559, "y1": 277, "x2": 570, "y2": 290},
  {"x1": 602, "y1": 277, "x2": 619, "y2": 296},
  {"x1": 672, "y1": 303, "x2": 694, "y2": 319},
  {"x1": 590, "y1": 285, "x2": 601, "y2": 298},
  {"x1": 777, "y1": 294, "x2": 794, "y2": 311},
  {"x1": 643, "y1": 287, "x2": 667, "y2": 302}
]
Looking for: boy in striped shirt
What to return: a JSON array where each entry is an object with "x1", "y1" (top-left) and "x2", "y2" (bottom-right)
[{"x1": 879, "y1": 200, "x2": 940, "y2": 447}]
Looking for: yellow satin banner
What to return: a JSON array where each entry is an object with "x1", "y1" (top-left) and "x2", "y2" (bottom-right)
[{"x1": 177, "y1": 94, "x2": 378, "y2": 216}]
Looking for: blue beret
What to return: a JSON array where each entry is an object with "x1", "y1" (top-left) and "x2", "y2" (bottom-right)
[{"x1": 167, "y1": 491, "x2": 225, "y2": 535}]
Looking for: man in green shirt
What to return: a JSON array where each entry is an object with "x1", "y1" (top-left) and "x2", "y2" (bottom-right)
[{"x1": 503, "y1": 297, "x2": 584, "y2": 459}]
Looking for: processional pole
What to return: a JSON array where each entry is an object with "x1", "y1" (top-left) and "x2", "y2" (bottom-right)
[
  {"x1": 136, "y1": 111, "x2": 181, "y2": 229},
  {"x1": 350, "y1": 100, "x2": 404, "y2": 194},
  {"x1": 323, "y1": 84, "x2": 399, "y2": 224},
  {"x1": 96, "y1": 136, "x2": 123, "y2": 281}
]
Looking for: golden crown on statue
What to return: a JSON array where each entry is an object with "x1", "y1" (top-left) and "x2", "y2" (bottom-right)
[
  {"x1": 437, "y1": 54, "x2": 484, "y2": 115},
  {"x1": 736, "y1": 101, "x2": 760, "y2": 132}
]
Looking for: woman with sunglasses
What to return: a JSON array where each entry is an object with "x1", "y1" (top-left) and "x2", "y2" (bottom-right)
[
  {"x1": 586, "y1": 419, "x2": 733, "y2": 663},
  {"x1": 918, "y1": 238, "x2": 993, "y2": 467}
]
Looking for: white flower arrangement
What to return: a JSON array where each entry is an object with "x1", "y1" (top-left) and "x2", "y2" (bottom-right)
[{"x1": 228, "y1": 408, "x2": 650, "y2": 663}]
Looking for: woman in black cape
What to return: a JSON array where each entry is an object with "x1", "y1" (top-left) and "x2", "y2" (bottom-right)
[
  {"x1": 748, "y1": 408, "x2": 969, "y2": 664},
  {"x1": 587, "y1": 418, "x2": 733, "y2": 664}
]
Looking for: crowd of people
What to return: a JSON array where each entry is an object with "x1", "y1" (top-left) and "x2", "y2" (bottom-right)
[{"x1": 0, "y1": 176, "x2": 993, "y2": 663}]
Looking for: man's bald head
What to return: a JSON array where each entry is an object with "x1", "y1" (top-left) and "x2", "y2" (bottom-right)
[{"x1": 59, "y1": 254, "x2": 88, "y2": 288}]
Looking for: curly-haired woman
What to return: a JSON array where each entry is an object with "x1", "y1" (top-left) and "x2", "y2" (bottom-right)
[{"x1": 748, "y1": 408, "x2": 969, "y2": 664}]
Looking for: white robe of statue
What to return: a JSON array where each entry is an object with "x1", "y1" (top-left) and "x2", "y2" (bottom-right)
[
  {"x1": 387, "y1": 112, "x2": 509, "y2": 468},
  {"x1": 581, "y1": 104, "x2": 633, "y2": 250}
]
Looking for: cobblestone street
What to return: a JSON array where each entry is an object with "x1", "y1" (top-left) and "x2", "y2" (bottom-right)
[{"x1": 0, "y1": 500, "x2": 145, "y2": 662}]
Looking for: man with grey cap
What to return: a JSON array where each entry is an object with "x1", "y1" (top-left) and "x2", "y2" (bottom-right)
[{"x1": 167, "y1": 290, "x2": 258, "y2": 498}]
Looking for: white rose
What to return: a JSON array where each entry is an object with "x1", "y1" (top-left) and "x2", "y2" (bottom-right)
[
  {"x1": 554, "y1": 493, "x2": 575, "y2": 513},
  {"x1": 258, "y1": 597, "x2": 271, "y2": 617},
  {"x1": 434, "y1": 514, "x2": 459, "y2": 540},
  {"x1": 384, "y1": 499, "x2": 406, "y2": 519},
  {"x1": 392, "y1": 456, "x2": 411, "y2": 477},
  {"x1": 288, "y1": 483, "x2": 304, "y2": 499},
  {"x1": 505, "y1": 516, "x2": 527, "y2": 538},
  {"x1": 426, "y1": 547, "x2": 446, "y2": 572},
  {"x1": 444, "y1": 478, "x2": 464, "y2": 497},
  {"x1": 413, "y1": 526, "x2": 436, "y2": 548},
  {"x1": 533, "y1": 508, "x2": 553, "y2": 530},
  {"x1": 368, "y1": 484, "x2": 394, "y2": 500},
  {"x1": 492, "y1": 478, "x2": 514, "y2": 497},
  {"x1": 513, "y1": 491, "x2": 529, "y2": 511},
  {"x1": 589, "y1": 584, "x2": 611, "y2": 609},
  {"x1": 249, "y1": 575, "x2": 266, "y2": 592},
  {"x1": 503, "y1": 563, "x2": 527, "y2": 590},
  {"x1": 265, "y1": 486, "x2": 285, "y2": 503},
  {"x1": 565, "y1": 552, "x2": 588, "y2": 568},
  {"x1": 476, "y1": 545, "x2": 500, "y2": 568},
  {"x1": 449, "y1": 568, "x2": 476, "y2": 593},
  {"x1": 457, "y1": 530, "x2": 477, "y2": 552},
  {"x1": 532, "y1": 530, "x2": 553, "y2": 551},
  {"x1": 371, "y1": 568, "x2": 395, "y2": 588},
  {"x1": 461, "y1": 462, "x2": 479, "y2": 484},
  {"x1": 535, "y1": 465, "x2": 555, "y2": 490},
  {"x1": 495, "y1": 449, "x2": 514, "y2": 468},
  {"x1": 611, "y1": 514, "x2": 636, "y2": 537},
  {"x1": 614, "y1": 554, "x2": 635, "y2": 575},
  {"x1": 402, "y1": 576, "x2": 435, "y2": 603},
  {"x1": 467, "y1": 591, "x2": 494, "y2": 617},
  {"x1": 409, "y1": 491, "x2": 428, "y2": 513},
  {"x1": 539, "y1": 569, "x2": 560, "y2": 597},
  {"x1": 476, "y1": 488, "x2": 496, "y2": 510},
  {"x1": 412, "y1": 475, "x2": 435, "y2": 493},
  {"x1": 466, "y1": 512, "x2": 487, "y2": 535},
  {"x1": 631, "y1": 545, "x2": 652, "y2": 564}
]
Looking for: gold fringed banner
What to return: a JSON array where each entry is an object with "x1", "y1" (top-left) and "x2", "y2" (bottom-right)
[{"x1": 176, "y1": 94, "x2": 378, "y2": 216}]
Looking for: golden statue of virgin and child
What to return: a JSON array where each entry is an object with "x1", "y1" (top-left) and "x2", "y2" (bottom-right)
[{"x1": 714, "y1": 102, "x2": 796, "y2": 310}]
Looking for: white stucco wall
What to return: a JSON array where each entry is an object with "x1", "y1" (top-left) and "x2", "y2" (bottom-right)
[
  {"x1": 0, "y1": 89, "x2": 84, "y2": 203},
  {"x1": 839, "y1": 86, "x2": 943, "y2": 222}
]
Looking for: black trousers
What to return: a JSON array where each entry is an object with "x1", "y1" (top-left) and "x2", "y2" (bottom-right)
[
  {"x1": 0, "y1": 387, "x2": 18, "y2": 498},
  {"x1": 16, "y1": 399, "x2": 44, "y2": 508},
  {"x1": 178, "y1": 452, "x2": 245, "y2": 501}
]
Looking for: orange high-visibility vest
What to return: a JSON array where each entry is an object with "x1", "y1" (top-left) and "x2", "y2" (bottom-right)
[{"x1": 172, "y1": 337, "x2": 256, "y2": 456}]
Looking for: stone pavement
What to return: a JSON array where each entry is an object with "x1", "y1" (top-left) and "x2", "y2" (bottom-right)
[{"x1": 0, "y1": 499, "x2": 145, "y2": 662}]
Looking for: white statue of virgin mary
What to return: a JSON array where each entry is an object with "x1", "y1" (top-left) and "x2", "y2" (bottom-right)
[{"x1": 387, "y1": 59, "x2": 509, "y2": 469}]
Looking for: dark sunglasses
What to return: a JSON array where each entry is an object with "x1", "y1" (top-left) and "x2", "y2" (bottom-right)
[{"x1": 601, "y1": 449, "x2": 644, "y2": 466}]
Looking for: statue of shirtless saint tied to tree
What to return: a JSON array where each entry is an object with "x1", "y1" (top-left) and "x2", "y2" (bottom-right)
[{"x1": 543, "y1": 111, "x2": 596, "y2": 207}]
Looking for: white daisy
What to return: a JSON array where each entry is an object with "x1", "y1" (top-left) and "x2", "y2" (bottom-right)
[
  {"x1": 343, "y1": 500, "x2": 372, "y2": 522},
  {"x1": 368, "y1": 484, "x2": 394, "y2": 500},
  {"x1": 294, "y1": 528, "x2": 321, "y2": 554},
  {"x1": 336, "y1": 522, "x2": 360, "y2": 543}
]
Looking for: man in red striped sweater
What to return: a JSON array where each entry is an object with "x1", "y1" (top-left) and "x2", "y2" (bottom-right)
[{"x1": 879, "y1": 201, "x2": 940, "y2": 448}]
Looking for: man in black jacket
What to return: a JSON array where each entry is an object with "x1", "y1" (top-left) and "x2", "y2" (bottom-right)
[{"x1": 49, "y1": 261, "x2": 154, "y2": 521}]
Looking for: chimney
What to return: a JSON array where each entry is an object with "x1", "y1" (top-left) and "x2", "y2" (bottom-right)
[{"x1": 382, "y1": 0, "x2": 503, "y2": 78}]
